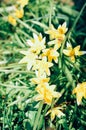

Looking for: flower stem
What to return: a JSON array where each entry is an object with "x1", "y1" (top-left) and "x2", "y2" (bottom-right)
[
  {"x1": 33, "y1": 101, "x2": 44, "y2": 130},
  {"x1": 16, "y1": 18, "x2": 39, "y2": 34},
  {"x1": 49, "y1": 0, "x2": 53, "y2": 26},
  {"x1": 69, "y1": 2, "x2": 86, "y2": 38},
  {"x1": 63, "y1": 64, "x2": 75, "y2": 88}
]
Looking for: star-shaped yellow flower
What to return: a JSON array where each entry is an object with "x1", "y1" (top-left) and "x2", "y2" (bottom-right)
[
  {"x1": 35, "y1": 83, "x2": 61, "y2": 105},
  {"x1": 30, "y1": 71, "x2": 50, "y2": 85},
  {"x1": 46, "y1": 22, "x2": 67, "y2": 41},
  {"x1": 46, "y1": 107, "x2": 65, "y2": 121},
  {"x1": 72, "y1": 82, "x2": 86, "y2": 105},
  {"x1": 32, "y1": 57, "x2": 53, "y2": 76},
  {"x1": 19, "y1": 50, "x2": 38, "y2": 70},
  {"x1": 58, "y1": 22, "x2": 68, "y2": 35},
  {"x1": 15, "y1": 9, "x2": 24, "y2": 18},
  {"x1": 8, "y1": 7, "x2": 24, "y2": 26},
  {"x1": 27, "y1": 33, "x2": 46, "y2": 54},
  {"x1": 42, "y1": 48, "x2": 59, "y2": 63},
  {"x1": 63, "y1": 42, "x2": 85, "y2": 62},
  {"x1": 48, "y1": 38, "x2": 63, "y2": 50}
]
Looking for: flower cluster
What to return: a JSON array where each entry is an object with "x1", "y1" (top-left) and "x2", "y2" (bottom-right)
[
  {"x1": 8, "y1": 0, "x2": 29, "y2": 26},
  {"x1": 19, "y1": 33, "x2": 61, "y2": 106},
  {"x1": 19, "y1": 22, "x2": 86, "y2": 121},
  {"x1": 19, "y1": 28, "x2": 64, "y2": 120},
  {"x1": 46, "y1": 22, "x2": 68, "y2": 49},
  {"x1": 46, "y1": 22, "x2": 85, "y2": 62}
]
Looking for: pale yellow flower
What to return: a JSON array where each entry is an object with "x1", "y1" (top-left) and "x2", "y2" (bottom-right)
[
  {"x1": 15, "y1": 9, "x2": 24, "y2": 18},
  {"x1": 46, "y1": 22, "x2": 67, "y2": 41},
  {"x1": 8, "y1": 15, "x2": 17, "y2": 26},
  {"x1": 8, "y1": 0, "x2": 28, "y2": 26},
  {"x1": 32, "y1": 57, "x2": 53, "y2": 76},
  {"x1": 46, "y1": 24, "x2": 58, "y2": 40},
  {"x1": 73, "y1": 82, "x2": 86, "y2": 105},
  {"x1": 35, "y1": 83, "x2": 61, "y2": 105},
  {"x1": 27, "y1": 33, "x2": 46, "y2": 54},
  {"x1": 8, "y1": 8, "x2": 24, "y2": 25},
  {"x1": 46, "y1": 107, "x2": 65, "y2": 121},
  {"x1": 30, "y1": 72, "x2": 50, "y2": 85},
  {"x1": 63, "y1": 42, "x2": 85, "y2": 62},
  {"x1": 42, "y1": 48, "x2": 59, "y2": 63},
  {"x1": 19, "y1": 50, "x2": 38, "y2": 70},
  {"x1": 48, "y1": 39, "x2": 63, "y2": 50},
  {"x1": 17, "y1": 0, "x2": 29, "y2": 7},
  {"x1": 58, "y1": 22, "x2": 68, "y2": 35}
]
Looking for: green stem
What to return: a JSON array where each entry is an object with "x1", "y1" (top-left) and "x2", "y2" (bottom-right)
[
  {"x1": 14, "y1": 33, "x2": 25, "y2": 47},
  {"x1": 49, "y1": 0, "x2": 53, "y2": 26},
  {"x1": 33, "y1": 101, "x2": 44, "y2": 130},
  {"x1": 63, "y1": 64, "x2": 75, "y2": 88},
  {"x1": 16, "y1": 29, "x2": 31, "y2": 39},
  {"x1": 16, "y1": 18, "x2": 39, "y2": 34},
  {"x1": 68, "y1": 2, "x2": 86, "y2": 38},
  {"x1": 43, "y1": 105, "x2": 50, "y2": 116},
  {"x1": 3, "y1": 102, "x2": 6, "y2": 130}
]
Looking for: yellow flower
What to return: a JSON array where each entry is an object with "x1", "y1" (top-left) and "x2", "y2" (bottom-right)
[
  {"x1": 19, "y1": 50, "x2": 38, "y2": 70},
  {"x1": 46, "y1": 24, "x2": 58, "y2": 40},
  {"x1": 35, "y1": 83, "x2": 61, "y2": 105},
  {"x1": 46, "y1": 107, "x2": 65, "y2": 121},
  {"x1": 42, "y1": 48, "x2": 59, "y2": 63},
  {"x1": 72, "y1": 82, "x2": 86, "y2": 105},
  {"x1": 8, "y1": 15, "x2": 17, "y2": 26},
  {"x1": 8, "y1": 7, "x2": 24, "y2": 26},
  {"x1": 46, "y1": 22, "x2": 67, "y2": 41},
  {"x1": 27, "y1": 33, "x2": 46, "y2": 54},
  {"x1": 63, "y1": 42, "x2": 85, "y2": 62},
  {"x1": 17, "y1": 0, "x2": 29, "y2": 7},
  {"x1": 15, "y1": 9, "x2": 24, "y2": 18},
  {"x1": 32, "y1": 57, "x2": 53, "y2": 76},
  {"x1": 48, "y1": 39, "x2": 63, "y2": 50},
  {"x1": 30, "y1": 72, "x2": 50, "y2": 85},
  {"x1": 58, "y1": 22, "x2": 68, "y2": 35},
  {"x1": 54, "y1": 39, "x2": 63, "y2": 50}
]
